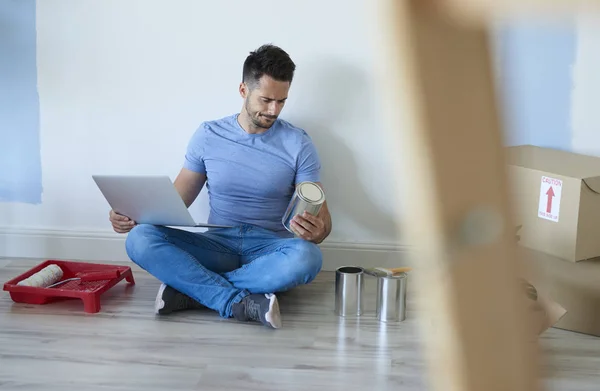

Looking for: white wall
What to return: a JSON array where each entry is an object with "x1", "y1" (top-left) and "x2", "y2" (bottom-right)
[
  {"x1": 571, "y1": 13, "x2": 600, "y2": 157},
  {"x1": 0, "y1": 0, "x2": 407, "y2": 266}
]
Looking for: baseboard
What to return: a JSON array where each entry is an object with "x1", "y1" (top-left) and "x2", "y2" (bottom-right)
[{"x1": 0, "y1": 227, "x2": 409, "y2": 271}]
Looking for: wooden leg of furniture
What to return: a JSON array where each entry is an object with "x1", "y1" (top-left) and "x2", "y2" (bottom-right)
[{"x1": 378, "y1": 1, "x2": 542, "y2": 390}]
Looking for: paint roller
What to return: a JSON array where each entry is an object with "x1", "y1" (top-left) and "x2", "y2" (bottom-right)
[{"x1": 17, "y1": 264, "x2": 64, "y2": 287}]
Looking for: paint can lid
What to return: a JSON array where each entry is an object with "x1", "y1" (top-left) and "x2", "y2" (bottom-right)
[{"x1": 297, "y1": 182, "x2": 325, "y2": 203}]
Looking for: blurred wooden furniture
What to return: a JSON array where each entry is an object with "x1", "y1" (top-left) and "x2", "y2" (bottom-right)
[{"x1": 380, "y1": 1, "x2": 599, "y2": 391}]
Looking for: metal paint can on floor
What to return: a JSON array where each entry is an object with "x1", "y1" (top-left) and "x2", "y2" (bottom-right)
[
  {"x1": 376, "y1": 273, "x2": 407, "y2": 322},
  {"x1": 334, "y1": 266, "x2": 364, "y2": 317},
  {"x1": 282, "y1": 181, "x2": 325, "y2": 234}
]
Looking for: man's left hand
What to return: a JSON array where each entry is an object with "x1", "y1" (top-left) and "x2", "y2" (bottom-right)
[{"x1": 290, "y1": 211, "x2": 327, "y2": 244}]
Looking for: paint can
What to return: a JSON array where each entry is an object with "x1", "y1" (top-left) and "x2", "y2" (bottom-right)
[
  {"x1": 282, "y1": 181, "x2": 325, "y2": 234},
  {"x1": 376, "y1": 273, "x2": 408, "y2": 322},
  {"x1": 334, "y1": 266, "x2": 364, "y2": 317}
]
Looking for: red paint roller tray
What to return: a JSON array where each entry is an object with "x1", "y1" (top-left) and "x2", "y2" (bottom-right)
[{"x1": 3, "y1": 259, "x2": 135, "y2": 313}]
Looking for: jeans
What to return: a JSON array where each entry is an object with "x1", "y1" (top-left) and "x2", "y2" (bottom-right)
[{"x1": 125, "y1": 224, "x2": 323, "y2": 318}]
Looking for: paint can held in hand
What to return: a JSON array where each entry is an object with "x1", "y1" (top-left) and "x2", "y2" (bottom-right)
[{"x1": 282, "y1": 181, "x2": 325, "y2": 234}]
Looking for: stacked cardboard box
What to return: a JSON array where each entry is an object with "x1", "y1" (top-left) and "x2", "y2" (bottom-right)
[{"x1": 506, "y1": 145, "x2": 600, "y2": 337}]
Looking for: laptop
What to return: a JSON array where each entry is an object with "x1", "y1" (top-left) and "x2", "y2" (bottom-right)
[{"x1": 92, "y1": 175, "x2": 232, "y2": 228}]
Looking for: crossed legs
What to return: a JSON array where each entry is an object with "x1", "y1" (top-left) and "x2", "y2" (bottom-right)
[{"x1": 124, "y1": 224, "x2": 322, "y2": 327}]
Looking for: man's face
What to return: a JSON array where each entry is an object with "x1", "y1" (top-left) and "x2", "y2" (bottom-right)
[{"x1": 241, "y1": 75, "x2": 290, "y2": 129}]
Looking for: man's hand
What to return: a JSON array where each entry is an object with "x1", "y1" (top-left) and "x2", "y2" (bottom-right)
[
  {"x1": 109, "y1": 209, "x2": 136, "y2": 234},
  {"x1": 290, "y1": 211, "x2": 328, "y2": 244}
]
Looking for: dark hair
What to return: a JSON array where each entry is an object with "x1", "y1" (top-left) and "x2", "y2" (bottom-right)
[{"x1": 242, "y1": 44, "x2": 296, "y2": 88}]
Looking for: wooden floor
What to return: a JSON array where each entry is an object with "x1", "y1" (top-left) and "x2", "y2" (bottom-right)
[{"x1": 1, "y1": 258, "x2": 600, "y2": 390}]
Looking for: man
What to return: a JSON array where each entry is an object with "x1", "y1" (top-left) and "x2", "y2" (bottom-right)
[{"x1": 109, "y1": 44, "x2": 332, "y2": 329}]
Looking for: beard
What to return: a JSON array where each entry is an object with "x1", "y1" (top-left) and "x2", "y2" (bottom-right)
[{"x1": 245, "y1": 100, "x2": 277, "y2": 129}]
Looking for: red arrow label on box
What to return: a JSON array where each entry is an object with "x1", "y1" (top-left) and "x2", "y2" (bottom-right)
[
  {"x1": 546, "y1": 186, "x2": 555, "y2": 213},
  {"x1": 539, "y1": 176, "x2": 562, "y2": 223}
]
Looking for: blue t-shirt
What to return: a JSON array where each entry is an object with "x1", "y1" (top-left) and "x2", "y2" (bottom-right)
[{"x1": 183, "y1": 113, "x2": 321, "y2": 234}]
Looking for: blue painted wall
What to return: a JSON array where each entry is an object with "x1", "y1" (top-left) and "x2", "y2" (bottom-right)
[
  {"x1": 495, "y1": 22, "x2": 576, "y2": 151},
  {"x1": 0, "y1": 0, "x2": 42, "y2": 204}
]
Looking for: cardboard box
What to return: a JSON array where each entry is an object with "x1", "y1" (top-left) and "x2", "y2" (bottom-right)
[
  {"x1": 520, "y1": 246, "x2": 600, "y2": 337},
  {"x1": 506, "y1": 145, "x2": 600, "y2": 262}
]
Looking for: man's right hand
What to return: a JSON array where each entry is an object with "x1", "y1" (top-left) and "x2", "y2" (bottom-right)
[{"x1": 109, "y1": 210, "x2": 136, "y2": 233}]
